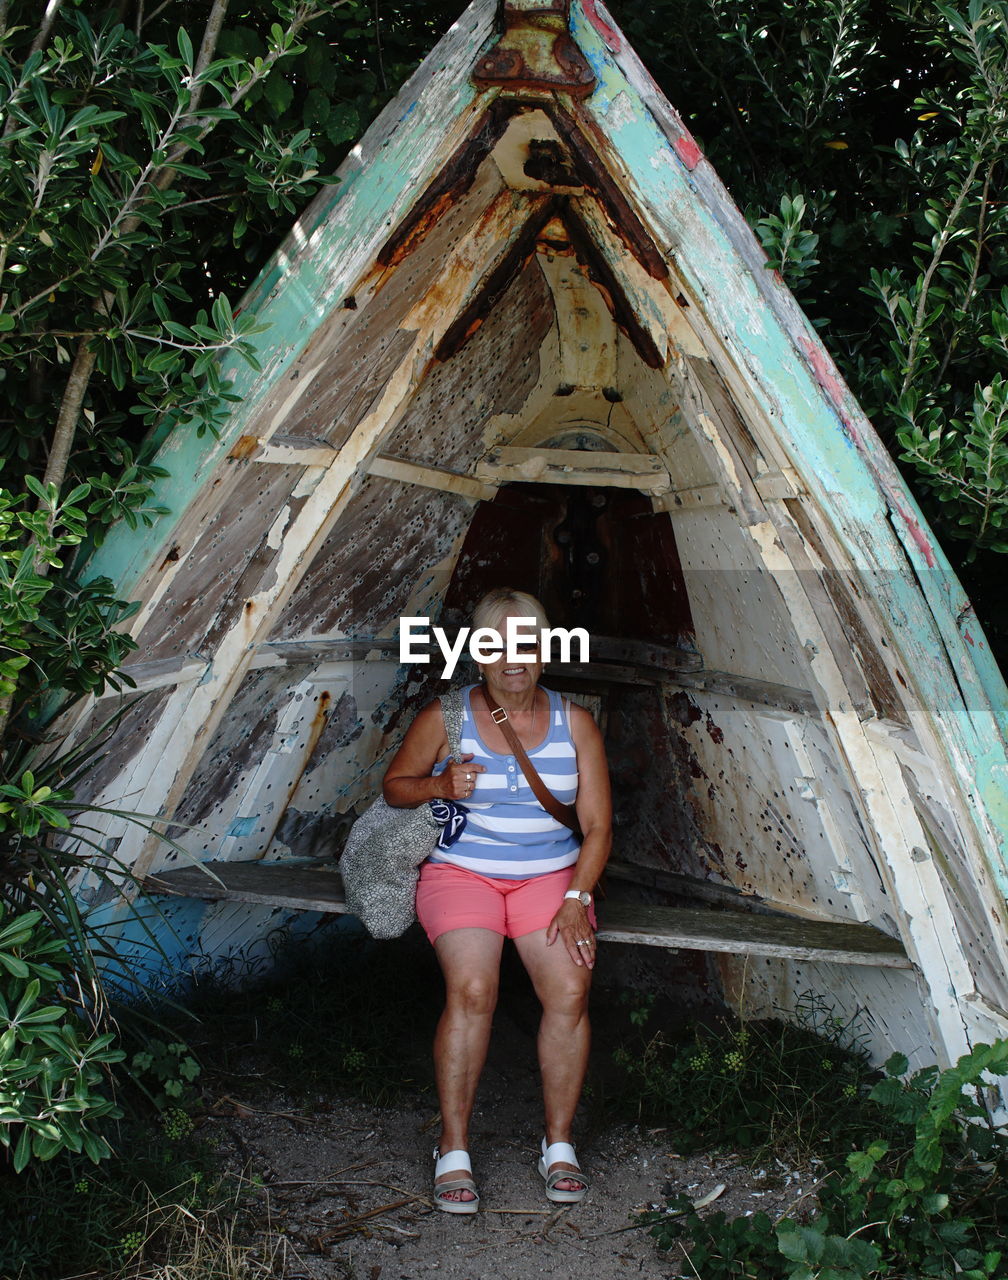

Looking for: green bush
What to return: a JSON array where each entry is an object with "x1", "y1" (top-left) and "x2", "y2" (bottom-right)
[
  {"x1": 0, "y1": 906, "x2": 124, "y2": 1172},
  {"x1": 642, "y1": 1041, "x2": 1008, "y2": 1280}
]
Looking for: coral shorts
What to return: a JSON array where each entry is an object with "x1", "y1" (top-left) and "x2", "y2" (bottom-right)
[{"x1": 415, "y1": 862, "x2": 597, "y2": 944}]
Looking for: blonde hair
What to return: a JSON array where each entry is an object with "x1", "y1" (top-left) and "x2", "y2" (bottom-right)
[{"x1": 472, "y1": 588, "x2": 549, "y2": 634}]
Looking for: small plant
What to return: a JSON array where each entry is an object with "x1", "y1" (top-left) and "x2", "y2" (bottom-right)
[
  {"x1": 131, "y1": 1037, "x2": 201, "y2": 1110},
  {"x1": 642, "y1": 1041, "x2": 1008, "y2": 1280},
  {"x1": 0, "y1": 1099, "x2": 223, "y2": 1276},
  {"x1": 755, "y1": 191, "x2": 822, "y2": 289},
  {"x1": 162, "y1": 1106, "x2": 195, "y2": 1141}
]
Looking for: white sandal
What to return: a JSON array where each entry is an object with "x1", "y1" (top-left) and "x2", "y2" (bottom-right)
[
  {"x1": 538, "y1": 1138, "x2": 589, "y2": 1203},
  {"x1": 433, "y1": 1147, "x2": 479, "y2": 1214}
]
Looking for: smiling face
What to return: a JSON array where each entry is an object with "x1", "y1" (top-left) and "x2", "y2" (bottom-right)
[{"x1": 480, "y1": 611, "x2": 543, "y2": 702}]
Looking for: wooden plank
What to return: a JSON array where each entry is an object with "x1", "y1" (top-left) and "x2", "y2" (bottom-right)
[
  {"x1": 653, "y1": 482, "x2": 729, "y2": 512},
  {"x1": 255, "y1": 639, "x2": 400, "y2": 666},
  {"x1": 252, "y1": 435, "x2": 341, "y2": 467},
  {"x1": 143, "y1": 861, "x2": 909, "y2": 966},
  {"x1": 143, "y1": 861, "x2": 350, "y2": 915},
  {"x1": 588, "y1": 636, "x2": 702, "y2": 672},
  {"x1": 476, "y1": 446, "x2": 671, "y2": 492},
  {"x1": 671, "y1": 668, "x2": 820, "y2": 718},
  {"x1": 367, "y1": 454, "x2": 498, "y2": 503},
  {"x1": 596, "y1": 901, "x2": 911, "y2": 967},
  {"x1": 106, "y1": 655, "x2": 207, "y2": 696},
  {"x1": 652, "y1": 472, "x2": 802, "y2": 513}
]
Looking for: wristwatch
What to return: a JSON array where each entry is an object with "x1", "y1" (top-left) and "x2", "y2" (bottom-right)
[{"x1": 564, "y1": 889, "x2": 592, "y2": 907}]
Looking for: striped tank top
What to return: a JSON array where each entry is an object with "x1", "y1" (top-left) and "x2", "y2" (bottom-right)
[{"x1": 429, "y1": 684, "x2": 580, "y2": 879}]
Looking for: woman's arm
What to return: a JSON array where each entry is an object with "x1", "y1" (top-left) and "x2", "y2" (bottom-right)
[
  {"x1": 383, "y1": 700, "x2": 485, "y2": 807},
  {"x1": 547, "y1": 702, "x2": 612, "y2": 968}
]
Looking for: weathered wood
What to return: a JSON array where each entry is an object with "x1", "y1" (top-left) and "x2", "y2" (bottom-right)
[
  {"x1": 605, "y1": 858, "x2": 776, "y2": 912},
  {"x1": 251, "y1": 435, "x2": 341, "y2": 467},
  {"x1": 651, "y1": 471, "x2": 802, "y2": 513},
  {"x1": 367, "y1": 454, "x2": 498, "y2": 503},
  {"x1": 143, "y1": 860, "x2": 909, "y2": 966},
  {"x1": 597, "y1": 901, "x2": 910, "y2": 967},
  {"x1": 671, "y1": 669, "x2": 819, "y2": 718},
  {"x1": 84, "y1": 173, "x2": 544, "y2": 891},
  {"x1": 143, "y1": 862, "x2": 351, "y2": 914},
  {"x1": 587, "y1": 637, "x2": 701, "y2": 672},
  {"x1": 477, "y1": 446, "x2": 671, "y2": 491},
  {"x1": 104, "y1": 655, "x2": 207, "y2": 696}
]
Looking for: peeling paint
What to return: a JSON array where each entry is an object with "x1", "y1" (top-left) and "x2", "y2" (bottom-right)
[
  {"x1": 796, "y1": 336, "x2": 937, "y2": 569},
  {"x1": 580, "y1": 0, "x2": 622, "y2": 51},
  {"x1": 672, "y1": 131, "x2": 702, "y2": 172}
]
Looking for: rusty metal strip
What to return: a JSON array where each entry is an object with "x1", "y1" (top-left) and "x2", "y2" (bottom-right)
[{"x1": 434, "y1": 194, "x2": 563, "y2": 360}]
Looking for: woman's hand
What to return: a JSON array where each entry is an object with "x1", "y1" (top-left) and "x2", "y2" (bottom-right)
[
  {"x1": 384, "y1": 704, "x2": 485, "y2": 808},
  {"x1": 546, "y1": 898, "x2": 596, "y2": 969},
  {"x1": 440, "y1": 753, "x2": 485, "y2": 801}
]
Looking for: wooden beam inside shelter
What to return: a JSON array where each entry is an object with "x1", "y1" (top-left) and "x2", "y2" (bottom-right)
[{"x1": 476, "y1": 446, "x2": 672, "y2": 491}]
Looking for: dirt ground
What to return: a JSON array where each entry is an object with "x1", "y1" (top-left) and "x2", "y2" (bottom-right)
[{"x1": 205, "y1": 981, "x2": 820, "y2": 1280}]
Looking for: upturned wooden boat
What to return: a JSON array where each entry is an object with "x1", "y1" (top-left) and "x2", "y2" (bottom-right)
[{"x1": 68, "y1": 0, "x2": 1008, "y2": 1071}]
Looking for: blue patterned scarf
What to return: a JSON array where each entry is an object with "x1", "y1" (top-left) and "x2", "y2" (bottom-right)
[{"x1": 429, "y1": 799, "x2": 469, "y2": 850}]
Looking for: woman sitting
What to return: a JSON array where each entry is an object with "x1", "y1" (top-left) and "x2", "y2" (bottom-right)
[{"x1": 383, "y1": 588, "x2": 612, "y2": 1213}]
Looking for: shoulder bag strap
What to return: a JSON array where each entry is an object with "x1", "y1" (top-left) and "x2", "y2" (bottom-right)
[
  {"x1": 477, "y1": 686, "x2": 580, "y2": 834},
  {"x1": 438, "y1": 687, "x2": 464, "y2": 761}
]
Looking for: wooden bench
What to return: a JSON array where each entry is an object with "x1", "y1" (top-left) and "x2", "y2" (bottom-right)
[{"x1": 142, "y1": 861, "x2": 910, "y2": 969}]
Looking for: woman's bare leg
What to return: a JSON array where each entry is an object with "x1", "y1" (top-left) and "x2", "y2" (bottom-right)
[
  {"x1": 513, "y1": 928, "x2": 592, "y2": 1191},
  {"x1": 432, "y1": 927, "x2": 504, "y2": 1201}
]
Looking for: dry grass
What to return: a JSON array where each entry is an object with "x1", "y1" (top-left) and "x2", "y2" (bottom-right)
[{"x1": 113, "y1": 1176, "x2": 311, "y2": 1280}]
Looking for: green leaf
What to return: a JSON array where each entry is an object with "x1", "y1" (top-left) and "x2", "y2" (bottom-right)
[
  {"x1": 13, "y1": 1124, "x2": 32, "y2": 1173},
  {"x1": 0, "y1": 953, "x2": 30, "y2": 979},
  {"x1": 177, "y1": 26, "x2": 195, "y2": 69}
]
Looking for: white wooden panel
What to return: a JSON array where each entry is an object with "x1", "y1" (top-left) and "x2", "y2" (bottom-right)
[
  {"x1": 722, "y1": 956, "x2": 941, "y2": 1071},
  {"x1": 670, "y1": 505, "x2": 813, "y2": 687}
]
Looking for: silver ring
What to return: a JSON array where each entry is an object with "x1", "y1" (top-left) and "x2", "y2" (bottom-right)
[
  {"x1": 465, "y1": 772, "x2": 472, "y2": 781},
  {"x1": 576, "y1": 939, "x2": 590, "y2": 946}
]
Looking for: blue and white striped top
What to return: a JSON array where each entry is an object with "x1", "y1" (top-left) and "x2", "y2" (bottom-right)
[{"x1": 429, "y1": 684, "x2": 580, "y2": 879}]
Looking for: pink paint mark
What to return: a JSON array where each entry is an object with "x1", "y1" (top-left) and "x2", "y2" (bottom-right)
[
  {"x1": 798, "y1": 336, "x2": 938, "y2": 567},
  {"x1": 582, "y1": 0, "x2": 622, "y2": 51},
  {"x1": 899, "y1": 505, "x2": 939, "y2": 566},
  {"x1": 673, "y1": 130, "x2": 703, "y2": 171},
  {"x1": 964, "y1": 629, "x2": 975, "y2": 647},
  {"x1": 798, "y1": 336, "x2": 863, "y2": 448}
]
